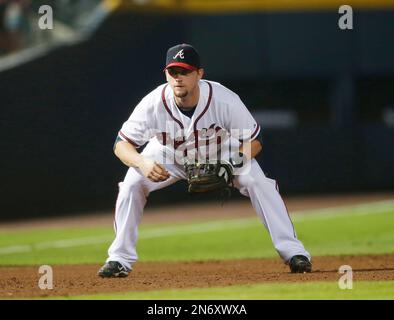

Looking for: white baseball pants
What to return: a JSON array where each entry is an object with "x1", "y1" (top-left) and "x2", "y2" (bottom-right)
[{"x1": 106, "y1": 141, "x2": 311, "y2": 270}]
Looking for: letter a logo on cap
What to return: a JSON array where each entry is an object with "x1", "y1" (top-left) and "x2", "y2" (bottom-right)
[{"x1": 173, "y1": 49, "x2": 185, "y2": 59}]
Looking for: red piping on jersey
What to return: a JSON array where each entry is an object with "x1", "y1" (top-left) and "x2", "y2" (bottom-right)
[
  {"x1": 239, "y1": 124, "x2": 260, "y2": 143},
  {"x1": 193, "y1": 81, "x2": 213, "y2": 150},
  {"x1": 251, "y1": 124, "x2": 260, "y2": 139},
  {"x1": 119, "y1": 131, "x2": 139, "y2": 147},
  {"x1": 161, "y1": 84, "x2": 184, "y2": 129}
]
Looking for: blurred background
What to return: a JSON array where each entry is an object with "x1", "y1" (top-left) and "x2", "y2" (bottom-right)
[{"x1": 0, "y1": 0, "x2": 393, "y2": 221}]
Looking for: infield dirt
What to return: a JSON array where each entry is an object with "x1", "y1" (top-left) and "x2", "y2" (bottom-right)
[
  {"x1": 1, "y1": 254, "x2": 394, "y2": 298},
  {"x1": 1, "y1": 192, "x2": 393, "y2": 298}
]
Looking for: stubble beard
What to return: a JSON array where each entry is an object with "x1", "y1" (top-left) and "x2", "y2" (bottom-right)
[{"x1": 174, "y1": 89, "x2": 188, "y2": 98}]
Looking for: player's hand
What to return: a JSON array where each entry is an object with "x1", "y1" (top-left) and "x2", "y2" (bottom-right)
[{"x1": 139, "y1": 158, "x2": 170, "y2": 182}]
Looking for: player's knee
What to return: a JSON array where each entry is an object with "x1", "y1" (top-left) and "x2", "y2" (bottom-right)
[
  {"x1": 118, "y1": 178, "x2": 146, "y2": 199},
  {"x1": 237, "y1": 174, "x2": 275, "y2": 192},
  {"x1": 236, "y1": 174, "x2": 257, "y2": 190}
]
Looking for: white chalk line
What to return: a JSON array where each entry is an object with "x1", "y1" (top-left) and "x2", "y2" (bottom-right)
[{"x1": 0, "y1": 200, "x2": 393, "y2": 255}]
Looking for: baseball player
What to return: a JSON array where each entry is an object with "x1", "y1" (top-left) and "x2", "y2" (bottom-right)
[{"x1": 98, "y1": 44, "x2": 312, "y2": 278}]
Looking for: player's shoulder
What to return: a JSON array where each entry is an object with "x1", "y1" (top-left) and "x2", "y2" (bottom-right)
[{"x1": 203, "y1": 80, "x2": 241, "y2": 103}]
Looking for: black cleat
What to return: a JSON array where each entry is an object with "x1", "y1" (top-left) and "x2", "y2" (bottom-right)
[
  {"x1": 289, "y1": 255, "x2": 312, "y2": 273},
  {"x1": 98, "y1": 261, "x2": 130, "y2": 278}
]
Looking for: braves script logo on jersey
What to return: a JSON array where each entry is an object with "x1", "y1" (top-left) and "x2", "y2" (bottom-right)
[
  {"x1": 157, "y1": 123, "x2": 227, "y2": 150},
  {"x1": 173, "y1": 49, "x2": 185, "y2": 59},
  {"x1": 152, "y1": 123, "x2": 253, "y2": 175},
  {"x1": 154, "y1": 122, "x2": 242, "y2": 165}
]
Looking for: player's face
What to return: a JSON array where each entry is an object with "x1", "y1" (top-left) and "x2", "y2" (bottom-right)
[{"x1": 165, "y1": 67, "x2": 204, "y2": 98}]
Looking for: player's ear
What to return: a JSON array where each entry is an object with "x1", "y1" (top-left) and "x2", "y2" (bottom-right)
[
  {"x1": 164, "y1": 69, "x2": 170, "y2": 81},
  {"x1": 197, "y1": 68, "x2": 204, "y2": 79}
]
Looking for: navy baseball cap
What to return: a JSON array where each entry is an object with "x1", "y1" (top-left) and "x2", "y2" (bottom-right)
[{"x1": 164, "y1": 44, "x2": 201, "y2": 71}]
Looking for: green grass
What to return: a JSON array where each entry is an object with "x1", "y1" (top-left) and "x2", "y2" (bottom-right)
[
  {"x1": 63, "y1": 281, "x2": 394, "y2": 300},
  {"x1": 0, "y1": 201, "x2": 393, "y2": 266},
  {"x1": 1, "y1": 201, "x2": 394, "y2": 300}
]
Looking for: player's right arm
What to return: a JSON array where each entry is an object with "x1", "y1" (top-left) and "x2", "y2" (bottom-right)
[
  {"x1": 114, "y1": 140, "x2": 170, "y2": 182},
  {"x1": 114, "y1": 90, "x2": 170, "y2": 182}
]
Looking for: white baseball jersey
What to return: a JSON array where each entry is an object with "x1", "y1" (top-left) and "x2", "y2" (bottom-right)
[{"x1": 117, "y1": 80, "x2": 261, "y2": 164}]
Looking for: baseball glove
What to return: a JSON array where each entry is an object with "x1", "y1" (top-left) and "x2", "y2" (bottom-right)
[{"x1": 184, "y1": 161, "x2": 234, "y2": 198}]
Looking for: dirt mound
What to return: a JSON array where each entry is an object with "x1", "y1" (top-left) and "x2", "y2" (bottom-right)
[{"x1": 1, "y1": 254, "x2": 394, "y2": 298}]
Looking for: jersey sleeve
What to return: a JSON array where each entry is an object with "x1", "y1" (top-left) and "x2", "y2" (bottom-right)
[
  {"x1": 227, "y1": 95, "x2": 261, "y2": 143},
  {"x1": 117, "y1": 96, "x2": 155, "y2": 148}
]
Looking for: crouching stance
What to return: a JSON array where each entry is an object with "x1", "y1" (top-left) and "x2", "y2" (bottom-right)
[{"x1": 98, "y1": 44, "x2": 311, "y2": 278}]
